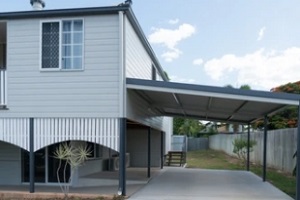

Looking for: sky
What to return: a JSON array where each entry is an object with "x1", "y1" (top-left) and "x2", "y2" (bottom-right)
[{"x1": 1, "y1": 0, "x2": 300, "y2": 91}]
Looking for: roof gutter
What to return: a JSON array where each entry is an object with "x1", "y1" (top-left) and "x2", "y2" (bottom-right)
[{"x1": 0, "y1": 5, "x2": 130, "y2": 19}]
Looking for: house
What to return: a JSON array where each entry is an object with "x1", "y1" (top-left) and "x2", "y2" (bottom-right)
[
  {"x1": 2, "y1": 1, "x2": 300, "y2": 198},
  {"x1": 0, "y1": 0, "x2": 172, "y2": 195}
]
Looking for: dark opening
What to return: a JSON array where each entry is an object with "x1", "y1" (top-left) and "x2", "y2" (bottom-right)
[
  {"x1": 48, "y1": 143, "x2": 70, "y2": 183},
  {"x1": 21, "y1": 149, "x2": 46, "y2": 183}
]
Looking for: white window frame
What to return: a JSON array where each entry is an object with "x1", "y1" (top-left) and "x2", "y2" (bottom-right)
[{"x1": 40, "y1": 18, "x2": 84, "y2": 71}]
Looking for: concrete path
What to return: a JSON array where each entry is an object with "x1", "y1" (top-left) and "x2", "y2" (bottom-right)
[{"x1": 129, "y1": 167, "x2": 293, "y2": 200}]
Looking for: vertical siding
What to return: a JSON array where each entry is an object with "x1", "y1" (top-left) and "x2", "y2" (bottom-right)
[
  {"x1": 34, "y1": 118, "x2": 119, "y2": 152},
  {"x1": 0, "y1": 117, "x2": 119, "y2": 152},
  {"x1": 0, "y1": 118, "x2": 29, "y2": 151},
  {"x1": 0, "y1": 141, "x2": 21, "y2": 185},
  {"x1": 125, "y1": 16, "x2": 152, "y2": 80},
  {"x1": 1, "y1": 15, "x2": 120, "y2": 118}
]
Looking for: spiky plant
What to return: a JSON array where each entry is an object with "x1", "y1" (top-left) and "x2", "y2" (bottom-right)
[{"x1": 53, "y1": 142, "x2": 92, "y2": 199}]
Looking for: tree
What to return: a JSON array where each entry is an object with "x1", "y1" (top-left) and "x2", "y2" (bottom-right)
[
  {"x1": 232, "y1": 138, "x2": 257, "y2": 167},
  {"x1": 254, "y1": 81, "x2": 299, "y2": 130},
  {"x1": 178, "y1": 119, "x2": 204, "y2": 137},
  {"x1": 173, "y1": 117, "x2": 204, "y2": 137},
  {"x1": 240, "y1": 84, "x2": 251, "y2": 90},
  {"x1": 173, "y1": 117, "x2": 185, "y2": 135}
]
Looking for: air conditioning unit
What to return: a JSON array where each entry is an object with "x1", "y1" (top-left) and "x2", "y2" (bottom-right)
[{"x1": 110, "y1": 153, "x2": 130, "y2": 171}]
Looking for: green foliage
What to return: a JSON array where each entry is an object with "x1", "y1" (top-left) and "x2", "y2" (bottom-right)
[
  {"x1": 239, "y1": 84, "x2": 251, "y2": 90},
  {"x1": 254, "y1": 81, "x2": 299, "y2": 130},
  {"x1": 200, "y1": 126, "x2": 218, "y2": 138},
  {"x1": 179, "y1": 119, "x2": 202, "y2": 137},
  {"x1": 224, "y1": 84, "x2": 234, "y2": 88},
  {"x1": 173, "y1": 118, "x2": 205, "y2": 137},
  {"x1": 277, "y1": 82, "x2": 300, "y2": 94},
  {"x1": 232, "y1": 138, "x2": 256, "y2": 166},
  {"x1": 173, "y1": 117, "x2": 185, "y2": 135}
]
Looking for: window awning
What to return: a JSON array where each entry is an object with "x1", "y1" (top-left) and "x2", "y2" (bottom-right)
[{"x1": 126, "y1": 78, "x2": 300, "y2": 124}]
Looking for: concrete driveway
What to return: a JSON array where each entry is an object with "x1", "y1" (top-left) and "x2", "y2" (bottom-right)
[{"x1": 129, "y1": 167, "x2": 293, "y2": 200}]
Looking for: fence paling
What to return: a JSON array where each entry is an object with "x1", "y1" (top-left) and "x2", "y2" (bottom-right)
[{"x1": 209, "y1": 129, "x2": 297, "y2": 173}]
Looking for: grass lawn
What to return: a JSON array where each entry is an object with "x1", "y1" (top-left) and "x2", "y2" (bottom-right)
[{"x1": 186, "y1": 149, "x2": 296, "y2": 199}]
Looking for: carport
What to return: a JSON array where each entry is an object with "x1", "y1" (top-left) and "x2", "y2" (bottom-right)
[{"x1": 119, "y1": 78, "x2": 300, "y2": 199}]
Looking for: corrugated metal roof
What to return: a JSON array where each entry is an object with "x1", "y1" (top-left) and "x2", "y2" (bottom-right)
[{"x1": 127, "y1": 78, "x2": 300, "y2": 124}]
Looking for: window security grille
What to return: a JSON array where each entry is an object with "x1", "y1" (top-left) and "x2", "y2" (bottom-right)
[{"x1": 42, "y1": 22, "x2": 59, "y2": 69}]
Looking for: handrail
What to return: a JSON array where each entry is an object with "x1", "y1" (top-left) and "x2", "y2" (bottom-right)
[{"x1": 0, "y1": 69, "x2": 7, "y2": 106}]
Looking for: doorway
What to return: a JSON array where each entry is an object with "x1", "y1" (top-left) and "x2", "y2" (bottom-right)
[{"x1": 21, "y1": 143, "x2": 70, "y2": 183}]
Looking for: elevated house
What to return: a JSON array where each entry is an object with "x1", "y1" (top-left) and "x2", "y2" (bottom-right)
[
  {"x1": 1, "y1": 0, "x2": 300, "y2": 198},
  {"x1": 0, "y1": 0, "x2": 172, "y2": 194}
]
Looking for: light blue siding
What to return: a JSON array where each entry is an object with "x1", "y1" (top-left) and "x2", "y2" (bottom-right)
[
  {"x1": 127, "y1": 89, "x2": 172, "y2": 133},
  {"x1": 0, "y1": 15, "x2": 121, "y2": 118},
  {"x1": 125, "y1": 16, "x2": 163, "y2": 80},
  {"x1": 124, "y1": 16, "x2": 171, "y2": 133}
]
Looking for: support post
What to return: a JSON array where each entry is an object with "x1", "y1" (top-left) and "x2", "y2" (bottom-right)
[
  {"x1": 147, "y1": 127, "x2": 151, "y2": 178},
  {"x1": 296, "y1": 102, "x2": 300, "y2": 200},
  {"x1": 161, "y1": 131, "x2": 164, "y2": 169},
  {"x1": 247, "y1": 123, "x2": 250, "y2": 171},
  {"x1": 29, "y1": 118, "x2": 35, "y2": 193},
  {"x1": 118, "y1": 118, "x2": 127, "y2": 196},
  {"x1": 263, "y1": 116, "x2": 268, "y2": 182}
]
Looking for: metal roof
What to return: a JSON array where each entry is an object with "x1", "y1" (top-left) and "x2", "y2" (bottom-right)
[{"x1": 127, "y1": 78, "x2": 300, "y2": 124}]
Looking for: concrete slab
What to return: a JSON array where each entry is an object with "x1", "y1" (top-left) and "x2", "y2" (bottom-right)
[
  {"x1": 0, "y1": 168, "x2": 161, "y2": 197},
  {"x1": 128, "y1": 167, "x2": 294, "y2": 200}
]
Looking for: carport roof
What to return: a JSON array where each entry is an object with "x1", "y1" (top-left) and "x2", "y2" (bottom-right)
[{"x1": 126, "y1": 78, "x2": 300, "y2": 124}]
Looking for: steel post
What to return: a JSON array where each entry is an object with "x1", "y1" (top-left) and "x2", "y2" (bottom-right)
[
  {"x1": 118, "y1": 118, "x2": 127, "y2": 196},
  {"x1": 147, "y1": 127, "x2": 151, "y2": 178},
  {"x1": 263, "y1": 116, "x2": 268, "y2": 182},
  {"x1": 296, "y1": 102, "x2": 300, "y2": 200},
  {"x1": 29, "y1": 118, "x2": 35, "y2": 193}
]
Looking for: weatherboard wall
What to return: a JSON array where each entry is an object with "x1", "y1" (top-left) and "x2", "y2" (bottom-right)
[
  {"x1": 125, "y1": 16, "x2": 162, "y2": 81},
  {"x1": 124, "y1": 15, "x2": 172, "y2": 135},
  {"x1": 126, "y1": 89, "x2": 172, "y2": 136},
  {"x1": 0, "y1": 14, "x2": 121, "y2": 118}
]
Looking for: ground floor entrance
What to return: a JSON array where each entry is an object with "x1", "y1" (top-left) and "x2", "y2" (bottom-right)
[
  {"x1": 0, "y1": 140, "x2": 109, "y2": 186},
  {"x1": 21, "y1": 143, "x2": 71, "y2": 183}
]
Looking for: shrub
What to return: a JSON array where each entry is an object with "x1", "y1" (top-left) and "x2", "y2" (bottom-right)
[{"x1": 232, "y1": 138, "x2": 256, "y2": 167}]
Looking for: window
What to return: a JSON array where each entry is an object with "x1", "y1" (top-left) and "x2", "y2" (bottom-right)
[
  {"x1": 41, "y1": 19, "x2": 83, "y2": 70},
  {"x1": 0, "y1": 44, "x2": 6, "y2": 69},
  {"x1": 42, "y1": 22, "x2": 59, "y2": 69},
  {"x1": 87, "y1": 142, "x2": 103, "y2": 159}
]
